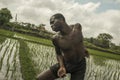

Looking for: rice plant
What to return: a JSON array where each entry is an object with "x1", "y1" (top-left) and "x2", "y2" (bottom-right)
[
  {"x1": 0, "y1": 37, "x2": 119, "y2": 80},
  {"x1": 19, "y1": 40, "x2": 36, "y2": 80},
  {"x1": 27, "y1": 42, "x2": 56, "y2": 74},
  {"x1": 0, "y1": 39, "x2": 23, "y2": 80},
  {"x1": 27, "y1": 42, "x2": 120, "y2": 80}
]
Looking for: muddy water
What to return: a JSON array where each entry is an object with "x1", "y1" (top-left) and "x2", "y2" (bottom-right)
[
  {"x1": 27, "y1": 42, "x2": 120, "y2": 80},
  {"x1": 0, "y1": 39, "x2": 23, "y2": 80}
]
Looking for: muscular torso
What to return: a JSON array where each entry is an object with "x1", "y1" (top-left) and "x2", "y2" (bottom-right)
[{"x1": 53, "y1": 23, "x2": 86, "y2": 63}]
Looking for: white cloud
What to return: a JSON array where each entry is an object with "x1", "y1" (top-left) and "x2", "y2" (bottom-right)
[
  {"x1": 82, "y1": 2, "x2": 101, "y2": 12},
  {"x1": 0, "y1": 0, "x2": 120, "y2": 44},
  {"x1": 115, "y1": 0, "x2": 120, "y2": 3},
  {"x1": 80, "y1": 9, "x2": 120, "y2": 44}
]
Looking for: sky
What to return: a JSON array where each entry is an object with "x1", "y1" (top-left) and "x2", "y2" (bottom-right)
[{"x1": 0, "y1": 0, "x2": 120, "y2": 45}]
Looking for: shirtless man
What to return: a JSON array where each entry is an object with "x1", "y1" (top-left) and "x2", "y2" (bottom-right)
[{"x1": 36, "y1": 13, "x2": 89, "y2": 80}]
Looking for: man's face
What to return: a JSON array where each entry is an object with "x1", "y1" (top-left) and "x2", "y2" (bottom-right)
[{"x1": 50, "y1": 16, "x2": 63, "y2": 32}]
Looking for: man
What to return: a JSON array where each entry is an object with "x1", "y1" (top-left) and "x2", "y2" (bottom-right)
[{"x1": 36, "y1": 13, "x2": 89, "y2": 80}]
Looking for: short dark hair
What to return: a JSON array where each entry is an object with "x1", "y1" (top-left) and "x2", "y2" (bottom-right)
[{"x1": 52, "y1": 13, "x2": 65, "y2": 21}]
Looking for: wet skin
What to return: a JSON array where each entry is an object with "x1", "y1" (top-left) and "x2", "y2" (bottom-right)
[
  {"x1": 36, "y1": 14, "x2": 89, "y2": 80},
  {"x1": 50, "y1": 15, "x2": 89, "y2": 77},
  {"x1": 50, "y1": 16, "x2": 87, "y2": 63}
]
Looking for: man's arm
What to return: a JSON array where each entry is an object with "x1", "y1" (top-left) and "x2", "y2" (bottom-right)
[
  {"x1": 52, "y1": 38, "x2": 64, "y2": 67},
  {"x1": 52, "y1": 38, "x2": 66, "y2": 77},
  {"x1": 54, "y1": 45, "x2": 64, "y2": 68}
]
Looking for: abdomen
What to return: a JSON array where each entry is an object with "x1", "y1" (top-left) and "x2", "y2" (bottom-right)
[{"x1": 63, "y1": 50, "x2": 82, "y2": 64}]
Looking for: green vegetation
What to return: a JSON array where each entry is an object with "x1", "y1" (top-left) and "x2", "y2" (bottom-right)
[
  {"x1": 97, "y1": 33, "x2": 113, "y2": 48},
  {"x1": 27, "y1": 42, "x2": 56, "y2": 74},
  {"x1": 0, "y1": 28, "x2": 120, "y2": 80},
  {"x1": 19, "y1": 40, "x2": 36, "y2": 80},
  {"x1": 0, "y1": 8, "x2": 52, "y2": 40},
  {"x1": 0, "y1": 29, "x2": 52, "y2": 46},
  {"x1": 85, "y1": 33, "x2": 113, "y2": 48},
  {"x1": 0, "y1": 35, "x2": 6, "y2": 44},
  {"x1": 15, "y1": 32, "x2": 52, "y2": 46},
  {"x1": 84, "y1": 33, "x2": 120, "y2": 54},
  {"x1": 88, "y1": 48, "x2": 120, "y2": 60},
  {"x1": 0, "y1": 39, "x2": 23, "y2": 80},
  {"x1": 0, "y1": 8, "x2": 12, "y2": 26},
  {"x1": 84, "y1": 41, "x2": 120, "y2": 55},
  {"x1": 0, "y1": 29, "x2": 14, "y2": 37},
  {"x1": 27, "y1": 43, "x2": 120, "y2": 80}
]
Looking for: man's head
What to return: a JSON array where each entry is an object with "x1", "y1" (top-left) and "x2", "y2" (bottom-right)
[{"x1": 50, "y1": 13, "x2": 66, "y2": 32}]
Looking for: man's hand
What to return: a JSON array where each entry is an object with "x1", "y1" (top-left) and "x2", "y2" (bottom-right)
[{"x1": 57, "y1": 67, "x2": 66, "y2": 78}]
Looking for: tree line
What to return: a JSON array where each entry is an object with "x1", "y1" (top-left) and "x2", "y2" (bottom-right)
[
  {"x1": 0, "y1": 8, "x2": 53, "y2": 39},
  {"x1": 84, "y1": 33, "x2": 120, "y2": 54}
]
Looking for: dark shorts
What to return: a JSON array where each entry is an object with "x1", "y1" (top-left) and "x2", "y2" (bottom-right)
[{"x1": 50, "y1": 58, "x2": 86, "y2": 80}]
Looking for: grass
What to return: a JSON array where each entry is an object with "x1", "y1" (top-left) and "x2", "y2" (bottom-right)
[
  {"x1": 88, "y1": 48, "x2": 120, "y2": 60},
  {"x1": 0, "y1": 35, "x2": 6, "y2": 44},
  {"x1": 15, "y1": 33, "x2": 52, "y2": 46},
  {"x1": 19, "y1": 40, "x2": 36, "y2": 80},
  {"x1": 0, "y1": 29, "x2": 15, "y2": 37},
  {"x1": 0, "y1": 28, "x2": 52, "y2": 46}
]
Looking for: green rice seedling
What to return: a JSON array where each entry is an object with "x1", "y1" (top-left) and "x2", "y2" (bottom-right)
[
  {"x1": 0, "y1": 29, "x2": 15, "y2": 37},
  {"x1": 85, "y1": 56, "x2": 120, "y2": 80},
  {"x1": 27, "y1": 42, "x2": 120, "y2": 80},
  {"x1": 19, "y1": 40, "x2": 36, "y2": 80},
  {"x1": 0, "y1": 38, "x2": 23, "y2": 80},
  {"x1": 14, "y1": 33, "x2": 52, "y2": 46},
  {"x1": 0, "y1": 36, "x2": 119, "y2": 80},
  {"x1": 27, "y1": 42, "x2": 56, "y2": 74},
  {"x1": 0, "y1": 36, "x2": 6, "y2": 44}
]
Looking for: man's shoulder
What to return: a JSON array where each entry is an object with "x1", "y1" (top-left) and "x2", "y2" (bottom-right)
[
  {"x1": 74, "y1": 23, "x2": 82, "y2": 30},
  {"x1": 70, "y1": 23, "x2": 82, "y2": 31}
]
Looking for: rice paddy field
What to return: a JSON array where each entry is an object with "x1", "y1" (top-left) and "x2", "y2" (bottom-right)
[
  {"x1": 27, "y1": 42, "x2": 120, "y2": 80},
  {"x1": 0, "y1": 38, "x2": 23, "y2": 80},
  {"x1": 0, "y1": 29, "x2": 120, "y2": 80}
]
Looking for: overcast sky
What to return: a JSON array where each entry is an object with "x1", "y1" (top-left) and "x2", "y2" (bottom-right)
[{"x1": 0, "y1": 0, "x2": 120, "y2": 45}]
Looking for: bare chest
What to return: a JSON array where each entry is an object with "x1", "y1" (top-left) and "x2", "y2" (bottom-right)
[{"x1": 57, "y1": 31, "x2": 82, "y2": 50}]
